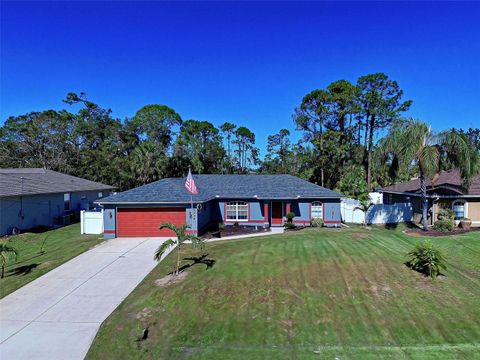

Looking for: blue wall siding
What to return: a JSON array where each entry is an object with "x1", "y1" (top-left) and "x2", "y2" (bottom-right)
[
  {"x1": 103, "y1": 207, "x2": 116, "y2": 239},
  {"x1": 290, "y1": 201, "x2": 311, "y2": 223},
  {"x1": 0, "y1": 190, "x2": 110, "y2": 235},
  {"x1": 324, "y1": 201, "x2": 342, "y2": 226}
]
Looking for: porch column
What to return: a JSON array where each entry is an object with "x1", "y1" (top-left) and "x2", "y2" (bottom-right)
[
  {"x1": 286, "y1": 202, "x2": 291, "y2": 215},
  {"x1": 264, "y1": 202, "x2": 269, "y2": 225}
]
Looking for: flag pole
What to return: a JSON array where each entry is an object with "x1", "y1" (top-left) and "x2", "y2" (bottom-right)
[{"x1": 189, "y1": 167, "x2": 194, "y2": 210}]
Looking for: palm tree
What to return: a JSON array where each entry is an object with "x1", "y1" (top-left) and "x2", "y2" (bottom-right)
[
  {"x1": 354, "y1": 198, "x2": 374, "y2": 227},
  {"x1": 0, "y1": 242, "x2": 18, "y2": 279},
  {"x1": 154, "y1": 223, "x2": 205, "y2": 276},
  {"x1": 381, "y1": 119, "x2": 479, "y2": 231}
]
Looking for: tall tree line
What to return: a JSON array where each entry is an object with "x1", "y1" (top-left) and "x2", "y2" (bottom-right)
[
  {"x1": 1, "y1": 73, "x2": 478, "y2": 195},
  {"x1": 0, "y1": 92, "x2": 259, "y2": 191}
]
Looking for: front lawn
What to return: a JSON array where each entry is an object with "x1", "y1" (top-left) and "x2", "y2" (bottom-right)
[
  {"x1": 87, "y1": 225, "x2": 480, "y2": 359},
  {"x1": 0, "y1": 224, "x2": 103, "y2": 298}
]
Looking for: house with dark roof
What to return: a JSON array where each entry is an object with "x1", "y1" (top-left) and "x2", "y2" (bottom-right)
[
  {"x1": 96, "y1": 174, "x2": 343, "y2": 238},
  {"x1": 0, "y1": 168, "x2": 114, "y2": 235},
  {"x1": 380, "y1": 169, "x2": 480, "y2": 226}
]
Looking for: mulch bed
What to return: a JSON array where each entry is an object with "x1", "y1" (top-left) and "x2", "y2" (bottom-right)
[
  {"x1": 202, "y1": 225, "x2": 270, "y2": 239},
  {"x1": 405, "y1": 227, "x2": 480, "y2": 237}
]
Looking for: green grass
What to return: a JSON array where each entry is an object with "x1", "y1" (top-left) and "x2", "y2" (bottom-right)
[
  {"x1": 0, "y1": 224, "x2": 103, "y2": 298},
  {"x1": 87, "y1": 225, "x2": 480, "y2": 359}
]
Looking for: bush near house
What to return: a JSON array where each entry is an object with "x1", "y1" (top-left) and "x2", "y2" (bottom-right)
[
  {"x1": 433, "y1": 208, "x2": 455, "y2": 232},
  {"x1": 433, "y1": 219, "x2": 454, "y2": 232}
]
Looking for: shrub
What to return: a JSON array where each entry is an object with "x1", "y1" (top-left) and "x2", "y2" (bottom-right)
[
  {"x1": 218, "y1": 222, "x2": 225, "y2": 231},
  {"x1": 284, "y1": 222, "x2": 296, "y2": 230},
  {"x1": 311, "y1": 218, "x2": 323, "y2": 227},
  {"x1": 433, "y1": 219, "x2": 454, "y2": 232},
  {"x1": 286, "y1": 212, "x2": 296, "y2": 223},
  {"x1": 406, "y1": 240, "x2": 446, "y2": 279},
  {"x1": 437, "y1": 208, "x2": 455, "y2": 221}
]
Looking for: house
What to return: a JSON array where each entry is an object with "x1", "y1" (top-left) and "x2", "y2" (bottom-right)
[
  {"x1": 380, "y1": 169, "x2": 480, "y2": 227},
  {"x1": 0, "y1": 168, "x2": 114, "y2": 235},
  {"x1": 95, "y1": 174, "x2": 343, "y2": 238}
]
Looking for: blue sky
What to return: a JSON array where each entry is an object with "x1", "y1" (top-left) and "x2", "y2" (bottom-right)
[{"x1": 1, "y1": 1, "x2": 479, "y2": 152}]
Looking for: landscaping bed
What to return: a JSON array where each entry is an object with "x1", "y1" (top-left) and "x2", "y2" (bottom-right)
[
  {"x1": 202, "y1": 224, "x2": 270, "y2": 239},
  {"x1": 405, "y1": 227, "x2": 480, "y2": 237}
]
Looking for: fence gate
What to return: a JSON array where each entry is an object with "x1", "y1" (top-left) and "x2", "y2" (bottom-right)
[{"x1": 80, "y1": 210, "x2": 104, "y2": 234}]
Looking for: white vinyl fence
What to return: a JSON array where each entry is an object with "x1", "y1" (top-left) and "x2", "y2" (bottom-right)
[
  {"x1": 341, "y1": 198, "x2": 413, "y2": 225},
  {"x1": 80, "y1": 210, "x2": 104, "y2": 234}
]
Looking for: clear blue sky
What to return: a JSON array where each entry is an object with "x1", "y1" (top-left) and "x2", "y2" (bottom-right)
[{"x1": 1, "y1": 1, "x2": 479, "y2": 152}]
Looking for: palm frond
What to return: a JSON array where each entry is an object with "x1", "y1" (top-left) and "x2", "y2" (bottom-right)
[
  {"x1": 159, "y1": 222, "x2": 187, "y2": 238},
  {"x1": 419, "y1": 145, "x2": 440, "y2": 179},
  {"x1": 440, "y1": 131, "x2": 479, "y2": 186},
  {"x1": 0, "y1": 243, "x2": 18, "y2": 258},
  {"x1": 400, "y1": 120, "x2": 429, "y2": 161},
  {"x1": 154, "y1": 238, "x2": 176, "y2": 261},
  {"x1": 184, "y1": 234, "x2": 205, "y2": 250}
]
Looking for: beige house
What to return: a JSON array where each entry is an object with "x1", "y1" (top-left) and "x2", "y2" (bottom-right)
[{"x1": 381, "y1": 169, "x2": 480, "y2": 227}]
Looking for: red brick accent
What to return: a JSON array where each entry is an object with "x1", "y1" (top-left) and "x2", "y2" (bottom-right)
[{"x1": 264, "y1": 203, "x2": 269, "y2": 223}]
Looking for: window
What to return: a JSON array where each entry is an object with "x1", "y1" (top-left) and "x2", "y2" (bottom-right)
[
  {"x1": 311, "y1": 201, "x2": 323, "y2": 219},
  {"x1": 98, "y1": 192, "x2": 103, "y2": 198},
  {"x1": 64, "y1": 193, "x2": 71, "y2": 211},
  {"x1": 452, "y1": 200, "x2": 466, "y2": 220},
  {"x1": 226, "y1": 201, "x2": 248, "y2": 221}
]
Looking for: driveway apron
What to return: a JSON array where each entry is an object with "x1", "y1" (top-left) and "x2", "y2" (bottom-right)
[{"x1": 0, "y1": 236, "x2": 174, "y2": 360}]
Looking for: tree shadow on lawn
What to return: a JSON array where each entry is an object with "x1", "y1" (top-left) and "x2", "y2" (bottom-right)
[
  {"x1": 8, "y1": 263, "x2": 40, "y2": 276},
  {"x1": 167, "y1": 254, "x2": 216, "y2": 275},
  {"x1": 384, "y1": 222, "x2": 419, "y2": 230}
]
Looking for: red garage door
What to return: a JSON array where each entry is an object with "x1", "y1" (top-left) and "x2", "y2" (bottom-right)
[{"x1": 117, "y1": 208, "x2": 186, "y2": 237}]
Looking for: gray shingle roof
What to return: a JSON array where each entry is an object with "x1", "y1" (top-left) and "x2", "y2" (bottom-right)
[
  {"x1": 97, "y1": 174, "x2": 342, "y2": 204},
  {"x1": 0, "y1": 168, "x2": 114, "y2": 198},
  {"x1": 381, "y1": 169, "x2": 480, "y2": 196}
]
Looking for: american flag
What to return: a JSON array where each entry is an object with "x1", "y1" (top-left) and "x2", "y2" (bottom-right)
[{"x1": 185, "y1": 169, "x2": 198, "y2": 195}]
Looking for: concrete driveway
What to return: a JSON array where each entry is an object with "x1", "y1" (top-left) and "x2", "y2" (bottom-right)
[{"x1": 0, "y1": 236, "x2": 174, "y2": 360}]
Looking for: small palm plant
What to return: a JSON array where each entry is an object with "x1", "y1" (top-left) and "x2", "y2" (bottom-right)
[
  {"x1": 154, "y1": 223, "x2": 205, "y2": 276},
  {"x1": 0, "y1": 242, "x2": 18, "y2": 279},
  {"x1": 406, "y1": 240, "x2": 446, "y2": 279},
  {"x1": 354, "y1": 199, "x2": 373, "y2": 227}
]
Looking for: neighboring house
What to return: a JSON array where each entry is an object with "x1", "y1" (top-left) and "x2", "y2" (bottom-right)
[
  {"x1": 0, "y1": 168, "x2": 114, "y2": 235},
  {"x1": 95, "y1": 174, "x2": 343, "y2": 238},
  {"x1": 380, "y1": 169, "x2": 480, "y2": 226}
]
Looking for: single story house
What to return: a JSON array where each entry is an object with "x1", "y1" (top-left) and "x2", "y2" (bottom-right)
[
  {"x1": 380, "y1": 169, "x2": 480, "y2": 226},
  {"x1": 0, "y1": 168, "x2": 114, "y2": 235},
  {"x1": 95, "y1": 174, "x2": 343, "y2": 238}
]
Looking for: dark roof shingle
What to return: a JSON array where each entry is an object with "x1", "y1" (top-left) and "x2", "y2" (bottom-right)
[
  {"x1": 0, "y1": 168, "x2": 114, "y2": 198},
  {"x1": 381, "y1": 169, "x2": 480, "y2": 195},
  {"x1": 98, "y1": 174, "x2": 342, "y2": 204}
]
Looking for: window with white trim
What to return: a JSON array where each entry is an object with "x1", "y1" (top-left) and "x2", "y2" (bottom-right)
[
  {"x1": 452, "y1": 200, "x2": 466, "y2": 220},
  {"x1": 98, "y1": 192, "x2": 103, "y2": 198},
  {"x1": 311, "y1": 201, "x2": 323, "y2": 219},
  {"x1": 226, "y1": 201, "x2": 248, "y2": 221}
]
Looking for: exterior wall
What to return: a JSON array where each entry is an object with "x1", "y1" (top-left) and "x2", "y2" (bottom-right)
[
  {"x1": 290, "y1": 201, "x2": 311, "y2": 225},
  {"x1": 103, "y1": 207, "x2": 116, "y2": 239},
  {"x1": 217, "y1": 198, "x2": 341, "y2": 227},
  {"x1": 323, "y1": 201, "x2": 342, "y2": 226},
  {"x1": 468, "y1": 200, "x2": 480, "y2": 223},
  {"x1": 0, "y1": 189, "x2": 110, "y2": 235}
]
